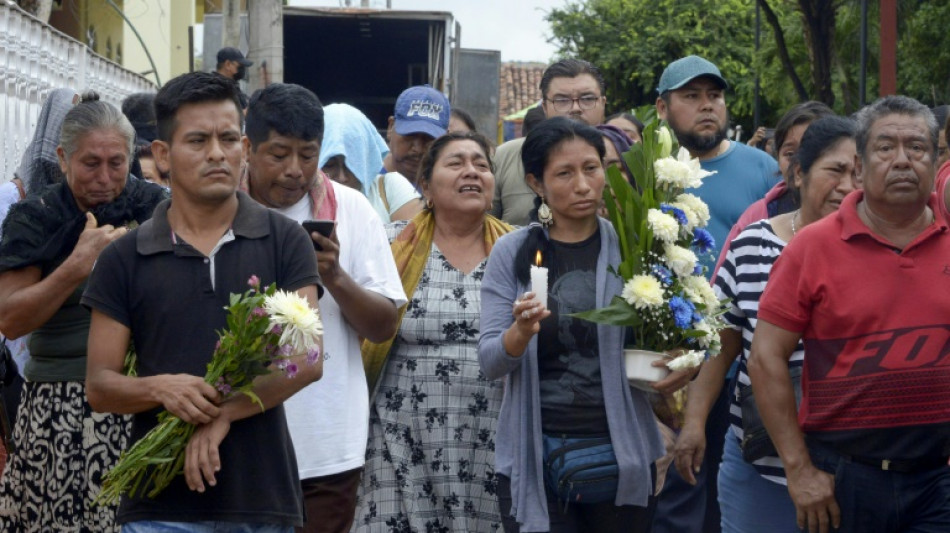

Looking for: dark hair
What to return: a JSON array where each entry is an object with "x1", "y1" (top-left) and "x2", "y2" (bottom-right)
[
  {"x1": 786, "y1": 116, "x2": 856, "y2": 198},
  {"x1": 945, "y1": 111, "x2": 950, "y2": 156},
  {"x1": 772, "y1": 101, "x2": 834, "y2": 159},
  {"x1": 154, "y1": 72, "x2": 243, "y2": 143},
  {"x1": 121, "y1": 92, "x2": 158, "y2": 144},
  {"x1": 855, "y1": 95, "x2": 938, "y2": 161},
  {"x1": 515, "y1": 116, "x2": 606, "y2": 285},
  {"x1": 450, "y1": 107, "x2": 478, "y2": 133},
  {"x1": 60, "y1": 90, "x2": 135, "y2": 160},
  {"x1": 133, "y1": 142, "x2": 169, "y2": 182},
  {"x1": 607, "y1": 112, "x2": 644, "y2": 136},
  {"x1": 540, "y1": 59, "x2": 605, "y2": 99},
  {"x1": 417, "y1": 131, "x2": 495, "y2": 188},
  {"x1": 931, "y1": 105, "x2": 949, "y2": 135},
  {"x1": 244, "y1": 83, "x2": 324, "y2": 150},
  {"x1": 596, "y1": 123, "x2": 634, "y2": 178},
  {"x1": 522, "y1": 116, "x2": 605, "y2": 180},
  {"x1": 134, "y1": 142, "x2": 153, "y2": 159},
  {"x1": 521, "y1": 105, "x2": 546, "y2": 137}
]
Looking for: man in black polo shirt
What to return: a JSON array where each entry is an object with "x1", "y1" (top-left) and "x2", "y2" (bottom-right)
[{"x1": 83, "y1": 72, "x2": 322, "y2": 531}]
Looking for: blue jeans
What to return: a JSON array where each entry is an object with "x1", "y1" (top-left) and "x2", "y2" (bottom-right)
[
  {"x1": 123, "y1": 521, "x2": 293, "y2": 533},
  {"x1": 808, "y1": 441, "x2": 950, "y2": 532},
  {"x1": 718, "y1": 428, "x2": 797, "y2": 533}
]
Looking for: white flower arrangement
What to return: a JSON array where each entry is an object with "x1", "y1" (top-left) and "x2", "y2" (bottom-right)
[{"x1": 574, "y1": 119, "x2": 727, "y2": 371}]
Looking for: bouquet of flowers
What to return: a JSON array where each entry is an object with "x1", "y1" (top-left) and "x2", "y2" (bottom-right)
[
  {"x1": 96, "y1": 275, "x2": 322, "y2": 505},
  {"x1": 574, "y1": 119, "x2": 727, "y2": 372}
]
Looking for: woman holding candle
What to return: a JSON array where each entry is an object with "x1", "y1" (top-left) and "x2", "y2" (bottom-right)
[
  {"x1": 355, "y1": 131, "x2": 513, "y2": 532},
  {"x1": 478, "y1": 116, "x2": 666, "y2": 533}
]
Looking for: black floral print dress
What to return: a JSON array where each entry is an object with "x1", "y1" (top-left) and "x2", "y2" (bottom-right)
[{"x1": 353, "y1": 221, "x2": 503, "y2": 533}]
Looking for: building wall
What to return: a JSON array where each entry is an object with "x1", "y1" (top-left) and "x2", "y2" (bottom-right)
[
  {"x1": 48, "y1": 0, "x2": 81, "y2": 40},
  {"x1": 84, "y1": 0, "x2": 124, "y2": 62},
  {"x1": 122, "y1": 0, "x2": 198, "y2": 86}
]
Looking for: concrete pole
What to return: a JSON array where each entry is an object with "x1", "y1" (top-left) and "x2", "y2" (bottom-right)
[
  {"x1": 247, "y1": 0, "x2": 283, "y2": 93},
  {"x1": 222, "y1": 0, "x2": 241, "y2": 49}
]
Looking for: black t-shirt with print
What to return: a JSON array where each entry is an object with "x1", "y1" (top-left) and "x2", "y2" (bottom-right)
[{"x1": 537, "y1": 229, "x2": 608, "y2": 436}]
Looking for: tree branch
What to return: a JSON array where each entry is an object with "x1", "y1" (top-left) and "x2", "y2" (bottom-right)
[{"x1": 756, "y1": 0, "x2": 810, "y2": 101}]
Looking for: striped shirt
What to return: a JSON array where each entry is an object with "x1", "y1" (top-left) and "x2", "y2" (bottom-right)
[{"x1": 715, "y1": 219, "x2": 804, "y2": 485}]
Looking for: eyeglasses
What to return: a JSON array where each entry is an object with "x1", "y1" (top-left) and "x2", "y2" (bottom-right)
[{"x1": 546, "y1": 95, "x2": 602, "y2": 112}]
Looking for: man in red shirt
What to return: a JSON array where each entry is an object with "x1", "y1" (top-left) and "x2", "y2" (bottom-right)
[{"x1": 750, "y1": 95, "x2": 950, "y2": 533}]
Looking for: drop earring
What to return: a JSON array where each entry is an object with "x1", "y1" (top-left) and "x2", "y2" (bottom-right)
[{"x1": 538, "y1": 197, "x2": 554, "y2": 227}]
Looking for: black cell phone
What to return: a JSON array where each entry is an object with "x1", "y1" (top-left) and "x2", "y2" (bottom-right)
[{"x1": 301, "y1": 220, "x2": 335, "y2": 251}]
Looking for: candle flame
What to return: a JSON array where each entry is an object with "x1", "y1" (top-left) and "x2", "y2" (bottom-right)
[{"x1": 535, "y1": 250, "x2": 542, "y2": 266}]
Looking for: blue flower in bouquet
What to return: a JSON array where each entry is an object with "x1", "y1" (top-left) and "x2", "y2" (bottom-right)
[
  {"x1": 660, "y1": 203, "x2": 689, "y2": 226},
  {"x1": 651, "y1": 264, "x2": 673, "y2": 285},
  {"x1": 692, "y1": 228, "x2": 715, "y2": 255},
  {"x1": 669, "y1": 295, "x2": 696, "y2": 329}
]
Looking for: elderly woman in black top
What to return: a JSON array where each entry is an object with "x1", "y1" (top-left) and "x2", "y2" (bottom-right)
[{"x1": 0, "y1": 91, "x2": 166, "y2": 532}]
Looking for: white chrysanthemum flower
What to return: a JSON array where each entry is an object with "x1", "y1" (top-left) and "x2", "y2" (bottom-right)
[
  {"x1": 674, "y1": 193, "x2": 711, "y2": 228},
  {"x1": 666, "y1": 350, "x2": 706, "y2": 371},
  {"x1": 676, "y1": 147, "x2": 716, "y2": 188},
  {"x1": 663, "y1": 244, "x2": 698, "y2": 278},
  {"x1": 621, "y1": 275, "x2": 665, "y2": 309},
  {"x1": 647, "y1": 208, "x2": 680, "y2": 242},
  {"x1": 692, "y1": 321, "x2": 715, "y2": 348},
  {"x1": 654, "y1": 157, "x2": 693, "y2": 188},
  {"x1": 682, "y1": 275, "x2": 720, "y2": 311},
  {"x1": 264, "y1": 290, "x2": 323, "y2": 353}
]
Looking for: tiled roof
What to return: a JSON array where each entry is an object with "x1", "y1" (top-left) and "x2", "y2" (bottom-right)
[{"x1": 499, "y1": 61, "x2": 546, "y2": 117}]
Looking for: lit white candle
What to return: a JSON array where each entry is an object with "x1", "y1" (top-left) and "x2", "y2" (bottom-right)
[{"x1": 530, "y1": 250, "x2": 548, "y2": 309}]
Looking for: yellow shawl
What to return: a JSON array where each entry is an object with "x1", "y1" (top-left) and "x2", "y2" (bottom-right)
[{"x1": 362, "y1": 210, "x2": 513, "y2": 394}]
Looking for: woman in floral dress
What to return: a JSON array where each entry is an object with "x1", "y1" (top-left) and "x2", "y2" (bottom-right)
[{"x1": 355, "y1": 131, "x2": 512, "y2": 533}]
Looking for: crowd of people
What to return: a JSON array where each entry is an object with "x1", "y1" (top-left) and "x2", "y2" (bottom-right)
[{"x1": 0, "y1": 47, "x2": 948, "y2": 533}]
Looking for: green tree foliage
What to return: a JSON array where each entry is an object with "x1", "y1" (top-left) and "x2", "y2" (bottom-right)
[
  {"x1": 547, "y1": 0, "x2": 761, "y2": 128},
  {"x1": 547, "y1": 0, "x2": 950, "y2": 135},
  {"x1": 899, "y1": 2, "x2": 950, "y2": 107}
]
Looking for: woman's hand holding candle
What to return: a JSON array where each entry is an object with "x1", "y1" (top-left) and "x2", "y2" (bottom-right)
[{"x1": 504, "y1": 292, "x2": 551, "y2": 358}]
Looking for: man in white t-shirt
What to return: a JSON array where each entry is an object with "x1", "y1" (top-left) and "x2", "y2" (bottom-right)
[{"x1": 243, "y1": 83, "x2": 406, "y2": 533}]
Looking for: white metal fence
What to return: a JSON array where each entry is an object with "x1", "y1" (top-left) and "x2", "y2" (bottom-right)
[{"x1": 0, "y1": 3, "x2": 156, "y2": 181}]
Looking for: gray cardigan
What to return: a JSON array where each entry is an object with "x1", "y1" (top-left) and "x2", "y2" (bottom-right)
[{"x1": 478, "y1": 218, "x2": 665, "y2": 532}]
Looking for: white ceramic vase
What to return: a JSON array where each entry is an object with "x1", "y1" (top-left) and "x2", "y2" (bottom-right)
[{"x1": 624, "y1": 349, "x2": 670, "y2": 392}]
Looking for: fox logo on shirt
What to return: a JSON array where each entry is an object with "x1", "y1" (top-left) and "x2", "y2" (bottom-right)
[
  {"x1": 805, "y1": 325, "x2": 950, "y2": 379},
  {"x1": 801, "y1": 325, "x2": 950, "y2": 431}
]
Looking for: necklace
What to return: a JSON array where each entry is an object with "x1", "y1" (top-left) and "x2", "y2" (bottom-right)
[{"x1": 790, "y1": 209, "x2": 800, "y2": 236}]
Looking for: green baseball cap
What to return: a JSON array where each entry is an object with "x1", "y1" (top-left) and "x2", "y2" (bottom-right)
[{"x1": 657, "y1": 55, "x2": 728, "y2": 95}]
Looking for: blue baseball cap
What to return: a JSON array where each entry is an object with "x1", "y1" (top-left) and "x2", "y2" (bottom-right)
[
  {"x1": 657, "y1": 55, "x2": 728, "y2": 95},
  {"x1": 393, "y1": 85, "x2": 450, "y2": 138}
]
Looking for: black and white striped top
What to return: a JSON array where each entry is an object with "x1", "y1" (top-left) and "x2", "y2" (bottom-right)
[{"x1": 715, "y1": 219, "x2": 805, "y2": 485}]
